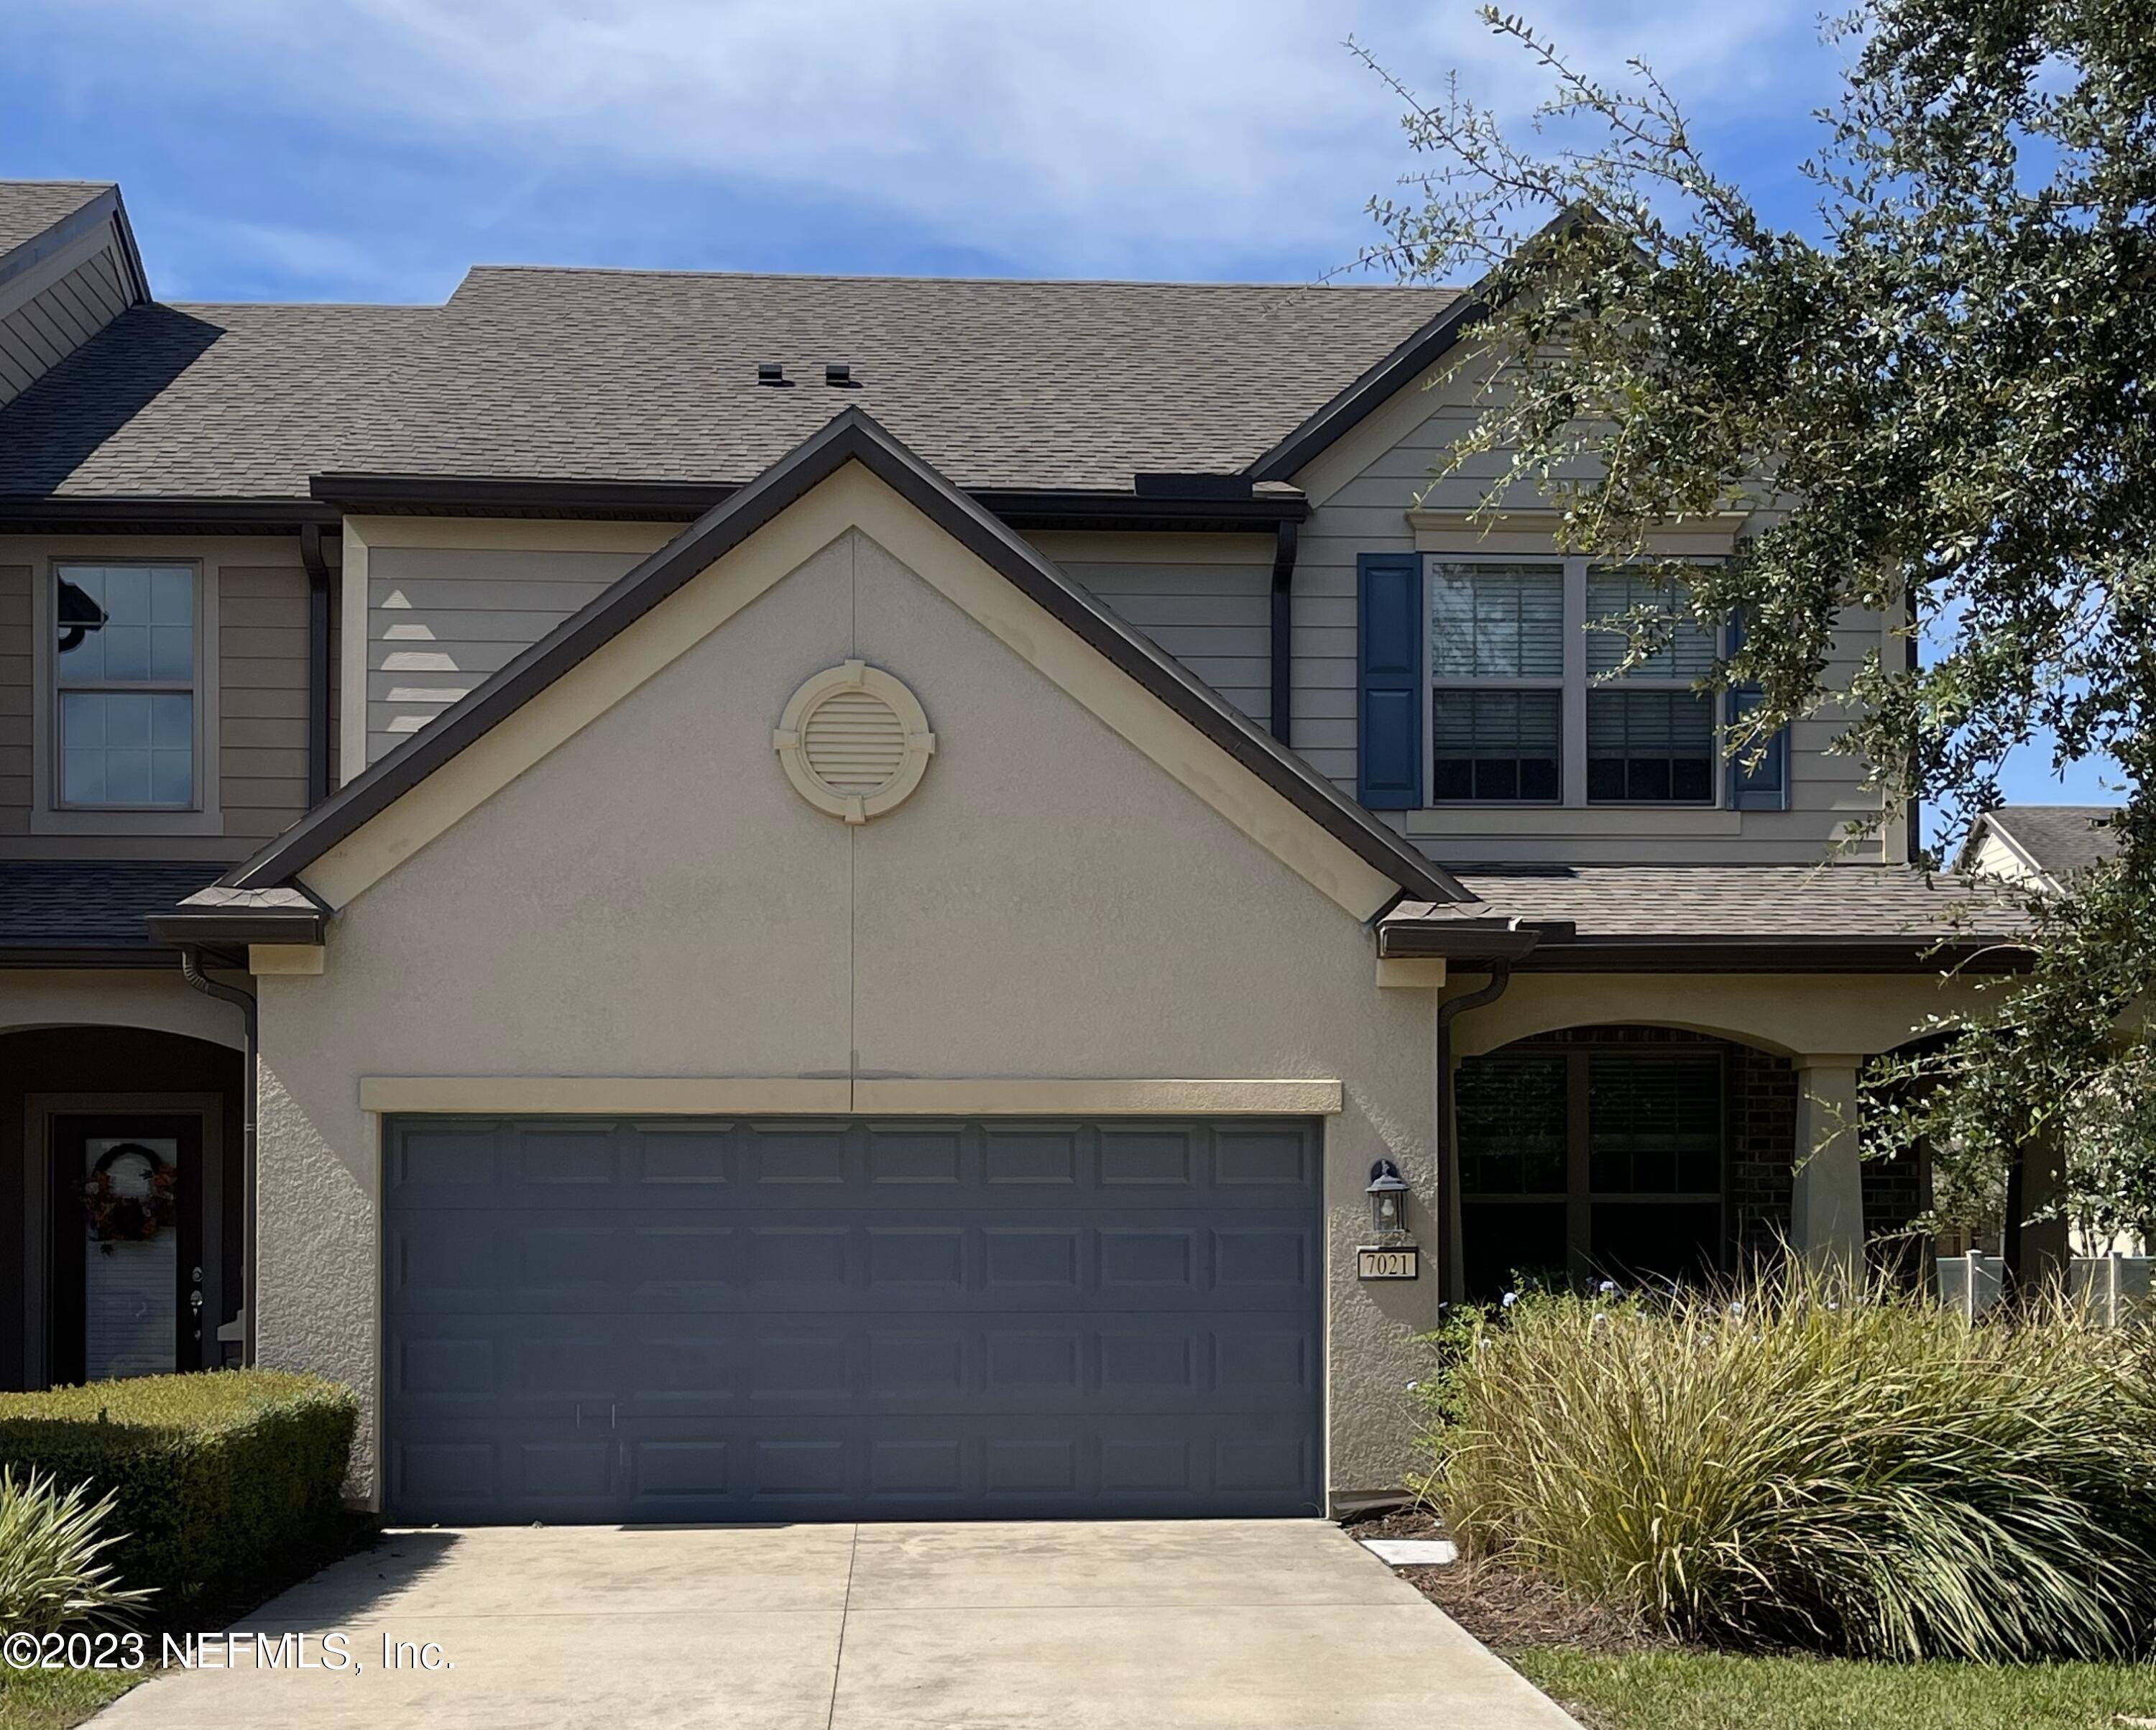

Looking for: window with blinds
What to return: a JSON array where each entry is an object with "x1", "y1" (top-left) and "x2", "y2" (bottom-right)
[
  {"x1": 1587, "y1": 690, "x2": 1715, "y2": 803},
  {"x1": 1585, "y1": 569, "x2": 1715, "y2": 806},
  {"x1": 1428, "y1": 561, "x2": 1565, "y2": 803},
  {"x1": 1432, "y1": 563, "x2": 1566, "y2": 677}
]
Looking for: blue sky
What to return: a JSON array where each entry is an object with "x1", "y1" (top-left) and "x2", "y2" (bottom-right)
[{"x1": 6, "y1": 0, "x2": 2115, "y2": 822}]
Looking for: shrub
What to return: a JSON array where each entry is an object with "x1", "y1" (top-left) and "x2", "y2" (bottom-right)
[
  {"x1": 0, "y1": 1371, "x2": 356, "y2": 1613},
  {"x1": 0, "y1": 1468, "x2": 152, "y2": 1634},
  {"x1": 1417, "y1": 1269, "x2": 2156, "y2": 1661}
]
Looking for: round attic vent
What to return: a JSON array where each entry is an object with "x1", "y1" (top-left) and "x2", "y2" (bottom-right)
[{"x1": 773, "y1": 661, "x2": 936, "y2": 823}]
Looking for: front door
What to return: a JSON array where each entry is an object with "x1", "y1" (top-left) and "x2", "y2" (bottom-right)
[{"x1": 49, "y1": 1115, "x2": 206, "y2": 1385}]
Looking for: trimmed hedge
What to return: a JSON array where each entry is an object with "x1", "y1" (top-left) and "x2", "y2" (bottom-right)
[{"x1": 0, "y1": 1371, "x2": 356, "y2": 1611}]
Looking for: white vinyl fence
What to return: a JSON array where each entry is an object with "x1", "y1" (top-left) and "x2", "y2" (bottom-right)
[{"x1": 1937, "y1": 1251, "x2": 2153, "y2": 1325}]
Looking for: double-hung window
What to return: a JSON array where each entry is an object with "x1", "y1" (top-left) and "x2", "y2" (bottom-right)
[
  {"x1": 54, "y1": 563, "x2": 199, "y2": 809},
  {"x1": 1429, "y1": 561, "x2": 1565, "y2": 802},
  {"x1": 1584, "y1": 569, "x2": 1717, "y2": 804},
  {"x1": 1419, "y1": 556, "x2": 1728, "y2": 808}
]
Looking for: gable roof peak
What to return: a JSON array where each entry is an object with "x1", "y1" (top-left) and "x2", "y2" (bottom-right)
[{"x1": 210, "y1": 406, "x2": 1467, "y2": 916}]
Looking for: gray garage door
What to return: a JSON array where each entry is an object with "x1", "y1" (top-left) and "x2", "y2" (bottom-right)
[{"x1": 382, "y1": 1115, "x2": 1324, "y2": 1522}]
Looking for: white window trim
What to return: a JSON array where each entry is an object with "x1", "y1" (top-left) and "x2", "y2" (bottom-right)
[
  {"x1": 1424, "y1": 553, "x2": 1723, "y2": 814},
  {"x1": 30, "y1": 556, "x2": 223, "y2": 837}
]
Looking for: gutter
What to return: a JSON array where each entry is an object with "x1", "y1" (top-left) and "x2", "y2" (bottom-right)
[
  {"x1": 1269, "y1": 520, "x2": 1299, "y2": 745},
  {"x1": 1375, "y1": 919, "x2": 1548, "y2": 962},
  {"x1": 0, "y1": 497, "x2": 338, "y2": 535},
  {"x1": 178, "y1": 949, "x2": 257, "y2": 1367},
  {"x1": 1434, "y1": 962, "x2": 1516, "y2": 1304},
  {"x1": 300, "y1": 523, "x2": 332, "y2": 809},
  {"x1": 0, "y1": 944, "x2": 222, "y2": 970},
  {"x1": 145, "y1": 907, "x2": 328, "y2": 947},
  {"x1": 308, "y1": 472, "x2": 1309, "y2": 535}
]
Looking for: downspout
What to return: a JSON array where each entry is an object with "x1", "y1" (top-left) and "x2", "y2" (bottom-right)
[
  {"x1": 180, "y1": 949, "x2": 257, "y2": 1367},
  {"x1": 300, "y1": 523, "x2": 331, "y2": 809},
  {"x1": 1268, "y1": 520, "x2": 1299, "y2": 745},
  {"x1": 1434, "y1": 964, "x2": 1514, "y2": 1303}
]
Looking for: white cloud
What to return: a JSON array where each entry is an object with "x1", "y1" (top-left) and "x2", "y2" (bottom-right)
[{"x1": 32, "y1": 0, "x2": 1826, "y2": 277}]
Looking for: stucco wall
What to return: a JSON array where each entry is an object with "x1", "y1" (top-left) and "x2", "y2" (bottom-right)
[
  {"x1": 257, "y1": 519, "x2": 1440, "y2": 1507},
  {"x1": 0, "y1": 967, "x2": 248, "y2": 1048}
]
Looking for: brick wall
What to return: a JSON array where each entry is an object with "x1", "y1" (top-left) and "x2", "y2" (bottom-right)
[{"x1": 1731, "y1": 1044, "x2": 1797, "y2": 1265}]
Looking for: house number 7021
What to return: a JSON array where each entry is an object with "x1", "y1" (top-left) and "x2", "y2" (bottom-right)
[{"x1": 1356, "y1": 1247, "x2": 1419, "y2": 1280}]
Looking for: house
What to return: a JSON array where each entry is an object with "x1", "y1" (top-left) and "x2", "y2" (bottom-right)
[
  {"x1": 1958, "y1": 804, "x2": 2121, "y2": 896},
  {"x1": 0, "y1": 180, "x2": 2024, "y2": 1523}
]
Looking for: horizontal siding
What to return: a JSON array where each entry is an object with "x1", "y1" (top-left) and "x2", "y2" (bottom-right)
[
  {"x1": 0, "y1": 252, "x2": 128, "y2": 406},
  {"x1": 1290, "y1": 356, "x2": 1894, "y2": 864},
  {"x1": 366, "y1": 546, "x2": 641, "y2": 763},
  {"x1": 219, "y1": 566, "x2": 310, "y2": 842},
  {"x1": 1031, "y1": 534, "x2": 1274, "y2": 728},
  {"x1": 0, "y1": 566, "x2": 27, "y2": 836}
]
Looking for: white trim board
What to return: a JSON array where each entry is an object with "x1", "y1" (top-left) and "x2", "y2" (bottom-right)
[{"x1": 357, "y1": 1076, "x2": 1345, "y2": 1116}]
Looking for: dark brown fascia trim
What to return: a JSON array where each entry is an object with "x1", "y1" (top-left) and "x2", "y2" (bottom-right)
[
  {"x1": 142, "y1": 908, "x2": 327, "y2": 947},
  {"x1": 1245, "y1": 208, "x2": 1597, "y2": 485},
  {"x1": 0, "y1": 944, "x2": 186, "y2": 970},
  {"x1": 1376, "y1": 916, "x2": 2030, "y2": 972},
  {"x1": 0, "y1": 184, "x2": 148, "y2": 304},
  {"x1": 313, "y1": 472, "x2": 729, "y2": 520},
  {"x1": 1375, "y1": 919, "x2": 1544, "y2": 962},
  {"x1": 0, "y1": 497, "x2": 338, "y2": 535},
  {"x1": 309, "y1": 471, "x2": 1307, "y2": 535},
  {"x1": 1503, "y1": 937, "x2": 2032, "y2": 975},
  {"x1": 981, "y1": 491, "x2": 1305, "y2": 534},
  {"x1": 236, "y1": 408, "x2": 1468, "y2": 908},
  {"x1": 1245, "y1": 294, "x2": 1487, "y2": 484},
  {"x1": 106, "y1": 185, "x2": 153, "y2": 306}
]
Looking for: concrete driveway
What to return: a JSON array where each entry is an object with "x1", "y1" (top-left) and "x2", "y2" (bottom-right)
[{"x1": 94, "y1": 1520, "x2": 1577, "y2": 1729}]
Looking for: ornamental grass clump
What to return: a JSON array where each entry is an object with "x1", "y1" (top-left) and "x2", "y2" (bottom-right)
[
  {"x1": 0, "y1": 1467, "x2": 151, "y2": 1634},
  {"x1": 1417, "y1": 1269, "x2": 2156, "y2": 1661}
]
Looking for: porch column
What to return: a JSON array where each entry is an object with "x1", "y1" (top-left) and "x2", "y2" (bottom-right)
[
  {"x1": 1792, "y1": 1056, "x2": 1865, "y2": 1277},
  {"x1": 2010, "y1": 1131, "x2": 2072, "y2": 1295}
]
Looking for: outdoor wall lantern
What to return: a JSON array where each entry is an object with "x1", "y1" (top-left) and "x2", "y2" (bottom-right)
[{"x1": 1365, "y1": 1159, "x2": 1410, "y2": 1235}]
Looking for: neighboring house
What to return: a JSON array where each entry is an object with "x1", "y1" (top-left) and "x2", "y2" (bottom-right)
[
  {"x1": 1958, "y1": 804, "x2": 2122, "y2": 895},
  {"x1": 1956, "y1": 804, "x2": 2134, "y2": 1260},
  {"x1": 0, "y1": 180, "x2": 2024, "y2": 1522}
]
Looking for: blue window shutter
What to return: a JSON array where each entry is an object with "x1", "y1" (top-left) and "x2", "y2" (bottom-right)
[
  {"x1": 1358, "y1": 552, "x2": 1424, "y2": 809},
  {"x1": 1726, "y1": 607, "x2": 1790, "y2": 811},
  {"x1": 1727, "y1": 691, "x2": 1790, "y2": 809}
]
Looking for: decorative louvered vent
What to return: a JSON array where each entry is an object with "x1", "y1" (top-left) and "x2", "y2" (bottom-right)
[
  {"x1": 774, "y1": 661, "x2": 936, "y2": 822},
  {"x1": 802, "y1": 686, "x2": 908, "y2": 793}
]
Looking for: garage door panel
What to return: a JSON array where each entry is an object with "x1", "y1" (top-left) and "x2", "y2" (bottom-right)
[{"x1": 383, "y1": 1115, "x2": 1322, "y2": 1522}]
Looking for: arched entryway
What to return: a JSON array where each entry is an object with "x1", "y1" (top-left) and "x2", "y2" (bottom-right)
[
  {"x1": 1, "y1": 1026, "x2": 244, "y2": 1391},
  {"x1": 1453, "y1": 1023, "x2": 1797, "y2": 1299}
]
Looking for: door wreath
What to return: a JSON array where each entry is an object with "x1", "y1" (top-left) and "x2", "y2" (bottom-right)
[{"x1": 81, "y1": 1143, "x2": 178, "y2": 1246}]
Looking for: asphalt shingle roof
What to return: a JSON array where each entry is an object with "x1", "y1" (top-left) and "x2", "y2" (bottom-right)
[
  {"x1": 0, "y1": 301, "x2": 438, "y2": 500},
  {"x1": 0, "y1": 268, "x2": 1460, "y2": 499},
  {"x1": 1981, "y1": 805, "x2": 2121, "y2": 883},
  {"x1": 0, "y1": 180, "x2": 110, "y2": 259},
  {"x1": 0, "y1": 860, "x2": 223, "y2": 950},
  {"x1": 1388, "y1": 864, "x2": 2030, "y2": 944}
]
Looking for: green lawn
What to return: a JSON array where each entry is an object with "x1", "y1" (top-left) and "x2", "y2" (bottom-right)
[
  {"x1": 0, "y1": 1665, "x2": 143, "y2": 1730},
  {"x1": 1514, "y1": 1648, "x2": 2156, "y2": 1730}
]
